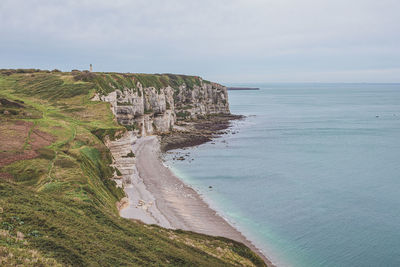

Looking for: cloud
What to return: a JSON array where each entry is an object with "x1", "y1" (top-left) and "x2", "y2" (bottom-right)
[{"x1": 1, "y1": 0, "x2": 399, "y2": 82}]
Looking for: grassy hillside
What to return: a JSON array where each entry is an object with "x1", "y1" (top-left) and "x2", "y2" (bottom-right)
[{"x1": 0, "y1": 70, "x2": 266, "y2": 266}]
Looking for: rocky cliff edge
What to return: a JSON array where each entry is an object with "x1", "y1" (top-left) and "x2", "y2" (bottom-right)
[{"x1": 91, "y1": 73, "x2": 230, "y2": 136}]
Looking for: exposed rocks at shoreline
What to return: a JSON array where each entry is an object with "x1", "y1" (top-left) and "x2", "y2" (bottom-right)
[{"x1": 160, "y1": 114, "x2": 244, "y2": 152}]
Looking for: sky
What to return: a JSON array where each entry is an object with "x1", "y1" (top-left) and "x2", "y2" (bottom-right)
[{"x1": 1, "y1": 0, "x2": 400, "y2": 83}]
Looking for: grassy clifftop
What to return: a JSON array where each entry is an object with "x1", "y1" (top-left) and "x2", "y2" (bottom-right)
[
  {"x1": 0, "y1": 69, "x2": 210, "y2": 97},
  {"x1": 0, "y1": 70, "x2": 266, "y2": 266}
]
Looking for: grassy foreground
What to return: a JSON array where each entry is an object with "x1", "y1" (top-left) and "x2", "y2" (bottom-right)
[{"x1": 0, "y1": 70, "x2": 266, "y2": 266}]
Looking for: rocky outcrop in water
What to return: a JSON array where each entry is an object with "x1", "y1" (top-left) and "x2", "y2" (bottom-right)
[{"x1": 94, "y1": 77, "x2": 230, "y2": 136}]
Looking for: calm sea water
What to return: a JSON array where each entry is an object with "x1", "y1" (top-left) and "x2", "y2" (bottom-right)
[{"x1": 165, "y1": 83, "x2": 400, "y2": 267}]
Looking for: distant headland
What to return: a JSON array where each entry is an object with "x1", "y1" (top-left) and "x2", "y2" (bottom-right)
[{"x1": 227, "y1": 87, "x2": 260, "y2": 91}]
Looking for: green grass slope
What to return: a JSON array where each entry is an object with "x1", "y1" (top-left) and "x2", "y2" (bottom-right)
[{"x1": 0, "y1": 70, "x2": 266, "y2": 266}]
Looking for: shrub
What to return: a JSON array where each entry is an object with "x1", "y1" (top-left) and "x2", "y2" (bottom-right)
[
  {"x1": 115, "y1": 168, "x2": 122, "y2": 176},
  {"x1": 15, "y1": 69, "x2": 41, "y2": 74},
  {"x1": 144, "y1": 108, "x2": 153, "y2": 114},
  {"x1": 0, "y1": 69, "x2": 16, "y2": 76},
  {"x1": 124, "y1": 124, "x2": 137, "y2": 131},
  {"x1": 73, "y1": 71, "x2": 96, "y2": 82},
  {"x1": 122, "y1": 151, "x2": 135, "y2": 158},
  {"x1": 37, "y1": 148, "x2": 56, "y2": 160},
  {"x1": 54, "y1": 158, "x2": 76, "y2": 168},
  {"x1": 176, "y1": 111, "x2": 191, "y2": 119}
]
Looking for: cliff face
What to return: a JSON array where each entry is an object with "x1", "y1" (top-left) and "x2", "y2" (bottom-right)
[
  {"x1": 93, "y1": 76, "x2": 230, "y2": 136},
  {"x1": 0, "y1": 70, "x2": 266, "y2": 267}
]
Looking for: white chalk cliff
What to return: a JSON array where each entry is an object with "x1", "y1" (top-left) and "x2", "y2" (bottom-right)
[{"x1": 94, "y1": 78, "x2": 230, "y2": 136}]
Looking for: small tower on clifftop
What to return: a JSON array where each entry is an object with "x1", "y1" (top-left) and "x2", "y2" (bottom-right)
[{"x1": 89, "y1": 64, "x2": 93, "y2": 72}]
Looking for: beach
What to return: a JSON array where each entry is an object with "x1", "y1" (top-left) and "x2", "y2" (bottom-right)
[{"x1": 117, "y1": 134, "x2": 273, "y2": 266}]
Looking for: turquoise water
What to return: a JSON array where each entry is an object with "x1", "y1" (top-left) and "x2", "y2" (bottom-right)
[{"x1": 165, "y1": 84, "x2": 400, "y2": 267}]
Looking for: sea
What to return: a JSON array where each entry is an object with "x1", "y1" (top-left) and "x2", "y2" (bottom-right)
[{"x1": 164, "y1": 83, "x2": 400, "y2": 267}]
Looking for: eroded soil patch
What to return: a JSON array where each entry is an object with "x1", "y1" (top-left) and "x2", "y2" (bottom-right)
[{"x1": 0, "y1": 120, "x2": 54, "y2": 167}]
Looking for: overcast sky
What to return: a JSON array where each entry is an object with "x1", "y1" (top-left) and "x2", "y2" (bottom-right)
[{"x1": 1, "y1": 0, "x2": 399, "y2": 83}]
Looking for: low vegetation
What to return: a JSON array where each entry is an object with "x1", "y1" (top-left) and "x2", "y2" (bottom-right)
[{"x1": 0, "y1": 69, "x2": 265, "y2": 266}]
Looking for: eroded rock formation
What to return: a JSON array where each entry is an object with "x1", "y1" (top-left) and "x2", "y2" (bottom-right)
[{"x1": 94, "y1": 77, "x2": 230, "y2": 136}]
